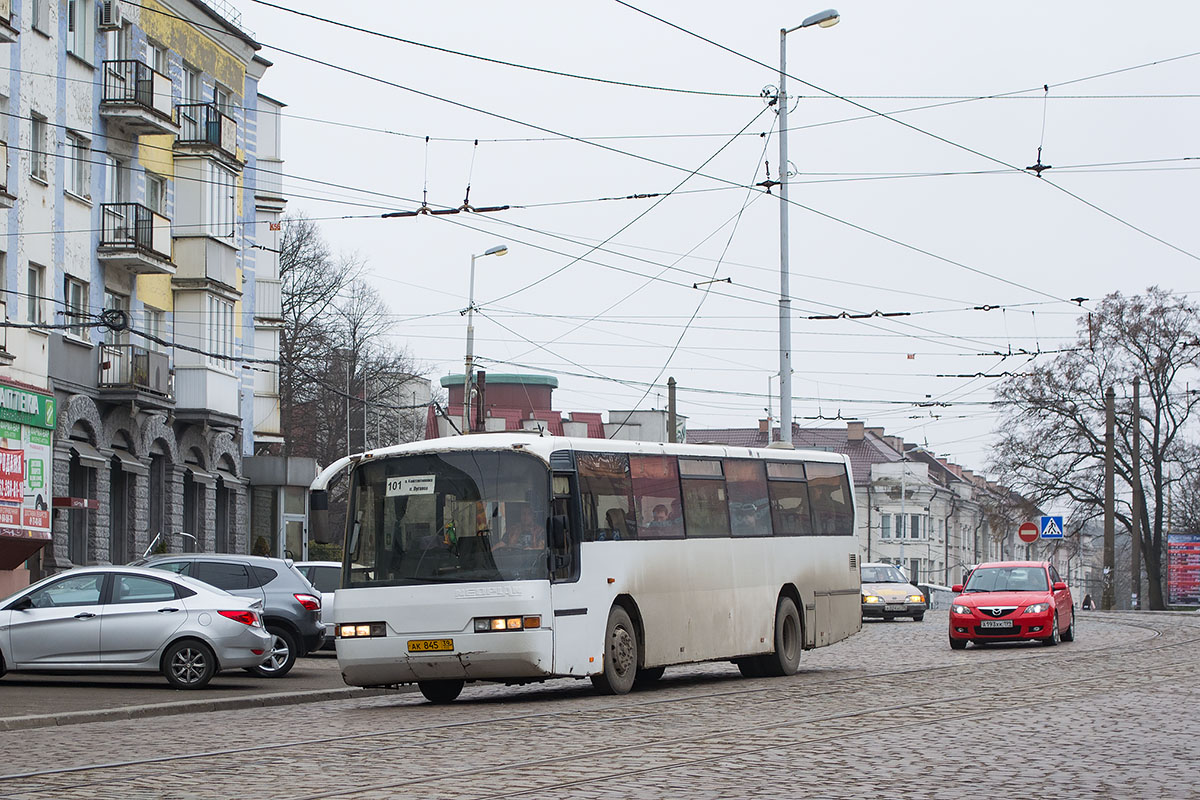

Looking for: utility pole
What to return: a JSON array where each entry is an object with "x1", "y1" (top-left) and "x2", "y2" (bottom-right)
[
  {"x1": 667, "y1": 377, "x2": 677, "y2": 443},
  {"x1": 1131, "y1": 377, "x2": 1142, "y2": 610},
  {"x1": 1103, "y1": 386, "x2": 1115, "y2": 610}
]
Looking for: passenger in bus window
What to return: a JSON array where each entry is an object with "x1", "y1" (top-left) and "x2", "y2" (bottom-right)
[{"x1": 496, "y1": 504, "x2": 544, "y2": 550}]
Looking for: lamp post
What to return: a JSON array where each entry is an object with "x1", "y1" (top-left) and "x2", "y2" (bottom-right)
[
  {"x1": 777, "y1": 8, "x2": 839, "y2": 445},
  {"x1": 462, "y1": 244, "x2": 508, "y2": 434}
]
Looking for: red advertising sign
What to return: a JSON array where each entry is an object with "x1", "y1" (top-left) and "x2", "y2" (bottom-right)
[
  {"x1": 0, "y1": 447, "x2": 23, "y2": 503},
  {"x1": 1018, "y1": 521, "x2": 1039, "y2": 543},
  {"x1": 1168, "y1": 533, "x2": 1200, "y2": 606},
  {"x1": 22, "y1": 508, "x2": 49, "y2": 528},
  {"x1": 0, "y1": 506, "x2": 19, "y2": 526}
]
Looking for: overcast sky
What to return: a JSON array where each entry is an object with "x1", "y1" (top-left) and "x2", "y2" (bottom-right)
[{"x1": 234, "y1": 1, "x2": 1200, "y2": 473}]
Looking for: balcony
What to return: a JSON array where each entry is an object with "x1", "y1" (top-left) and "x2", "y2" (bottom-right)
[
  {"x1": 174, "y1": 364, "x2": 241, "y2": 427},
  {"x1": 97, "y1": 202, "x2": 175, "y2": 275},
  {"x1": 0, "y1": 0, "x2": 16, "y2": 44},
  {"x1": 98, "y1": 344, "x2": 175, "y2": 410},
  {"x1": 175, "y1": 103, "x2": 240, "y2": 168},
  {"x1": 100, "y1": 60, "x2": 179, "y2": 136}
]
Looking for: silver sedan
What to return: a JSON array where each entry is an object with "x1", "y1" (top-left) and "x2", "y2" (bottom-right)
[{"x1": 0, "y1": 566, "x2": 274, "y2": 689}]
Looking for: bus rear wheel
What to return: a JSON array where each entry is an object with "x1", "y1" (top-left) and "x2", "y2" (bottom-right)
[
  {"x1": 418, "y1": 680, "x2": 465, "y2": 704},
  {"x1": 760, "y1": 596, "x2": 802, "y2": 677},
  {"x1": 591, "y1": 606, "x2": 638, "y2": 695}
]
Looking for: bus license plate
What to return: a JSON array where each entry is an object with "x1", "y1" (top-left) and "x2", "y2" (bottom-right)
[
  {"x1": 883, "y1": 604, "x2": 907, "y2": 612},
  {"x1": 980, "y1": 620, "x2": 1012, "y2": 628},
  {"x1": 408, "y1": 638, "x2": 454, "y2": 652}
]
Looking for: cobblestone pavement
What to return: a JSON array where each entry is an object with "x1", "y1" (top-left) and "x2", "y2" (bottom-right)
[{"x1": 0, "y1": 610, "x2": 1196, "y2": 799}]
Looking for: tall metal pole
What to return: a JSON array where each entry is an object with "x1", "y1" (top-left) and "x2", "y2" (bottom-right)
[
  {"x1": 898, "y1": 457, "x2": 907, "y2": 575},
  {"x1": 777, "y1": 27, "x2": 793, "y2": 446},
  {"x1": 1131, "y1": 377, "x2": 1142, "y2": 610},
  {"x1": 667, "y1": 377, "x2": 677, "y2": 443},
  {"x1": 1103, "y1": 386, "x2": 1116, "y2": 610},
  {"x1": 462, "y1": 252, "x2": 478, "y2": 435}
]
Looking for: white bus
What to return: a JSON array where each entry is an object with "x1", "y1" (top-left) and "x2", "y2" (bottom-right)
[{"x1": 309, "y1": 433, "x2": 861, "y2": 703}]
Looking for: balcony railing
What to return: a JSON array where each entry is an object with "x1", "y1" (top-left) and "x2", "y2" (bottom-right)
[
  {"x1": 101, "y1": 60, "x2": 174, "y2": 123},
  {"x1": 99, "y1": 344, "x2": 173, "y2": 398},
  {"x1": 176, "y1": 102, "x2": 238, "y2": 160},
  {"x1": 100, "y1": 202, "x2": 171, "y2": 259}
]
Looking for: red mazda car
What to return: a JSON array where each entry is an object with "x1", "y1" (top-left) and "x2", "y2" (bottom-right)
[{"x1": 948, "y1": 561, "x2": 1074, "y2": 649}]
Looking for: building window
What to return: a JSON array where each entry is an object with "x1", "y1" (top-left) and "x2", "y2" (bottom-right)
[
  {"x1": 30, "y1": 114, "x2": 48, "y2": 182},
  {"x1": 103, "y1": 291, "x2": 128, "y2": 347},
  {"x1": 213, "y1": 84, "x2": 232, "y2": 115},
  {"x1": 26, "y1": 263, "x2": 45, "y2": 325},
  {"x1": 66, "y1": 132, "x2": 91, "y2": 198},
  {"x1": 65, "y1": 276, "x2": 89, "y2": 339},
  {"x1": 145, "y1": 171, "x2": 166, "y2": 215},
  {"x1": 31, "y1": 0, "x2": 49, "y2": 34},
  {"x1": 66, "y1": 0, "x2": 94, "y2": 61},
  {"x1": 143, "y1": 307, "x2": 164, "y2": 350},
  {"x1": 182, "y1": 64, "x2": 201, "y2": 105},
  {"x1": 207, "y1": 294, "x2": 233, "y2": 365},
  {"x1": 909, "y1": 514, "x2": 924, "y2": 539},
  {"x1": 146, "y1": 39, "x2": 168, "y2": 75},
  {"x1": 206, "y1": 162, "x2": 234, "y2": 238}
]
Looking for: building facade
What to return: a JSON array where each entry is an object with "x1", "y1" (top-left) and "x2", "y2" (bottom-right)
[{"x1": 0, "y1": 0, "x2": 285, "y2": 585}]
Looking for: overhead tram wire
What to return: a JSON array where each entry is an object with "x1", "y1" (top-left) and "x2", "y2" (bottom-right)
[
  {"x1": 129, "y1": 0, "x2": 1090, "y2": 311},
  {"x1": 244, "y1": 0, "x2": 758, "y2": 99},
  {"x1": 612, "y1": 1, "x2": 1200, "y2": 265}
]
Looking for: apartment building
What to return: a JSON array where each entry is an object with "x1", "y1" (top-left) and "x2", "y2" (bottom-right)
[{"x1": 0, "y1": 0, "x2": 286, "y2": 587}]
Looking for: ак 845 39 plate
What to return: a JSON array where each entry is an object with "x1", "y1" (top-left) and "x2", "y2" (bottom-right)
[{"x1": 408, "y1": 638, "x2": 454, "y2": 652}]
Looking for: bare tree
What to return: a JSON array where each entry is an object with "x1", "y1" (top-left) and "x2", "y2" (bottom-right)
[
  {"x1": 989, "y1": 288, "x2": 1200, "y2": 609},
  {"x1": 278, "y1": 214, "x2": 361, "y2": 457}
]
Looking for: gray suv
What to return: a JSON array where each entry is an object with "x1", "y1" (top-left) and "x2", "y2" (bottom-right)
[{"x1": 131, "y1": 553, "x2": 325, "y2": 677}]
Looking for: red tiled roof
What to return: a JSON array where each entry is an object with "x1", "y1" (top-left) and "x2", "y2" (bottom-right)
[
  {"x1": 532, "y1": 410, "x2": 564, "y2": 436},
  {"x1": 570, "y1": 412, "x2": 606, "y2": 439}
]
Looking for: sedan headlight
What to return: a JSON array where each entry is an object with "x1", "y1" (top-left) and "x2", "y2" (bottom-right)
[
  {"x1": 907, "y1": 594, "x2": 925, "y2": 604},
  {"x1": 862, "y1": 595, "x2": 883, "y2": 604},
  {"x1": 1023, "y1": 602, "x2": 1051, "y2": 614},
  {"x1": 951, "y1": 603, "x2": 972, "y2": 615}
]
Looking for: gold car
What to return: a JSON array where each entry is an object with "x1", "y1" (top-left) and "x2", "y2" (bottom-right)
[{"x1": 860, "y1": 562, "x2": 927, "y2": 622}]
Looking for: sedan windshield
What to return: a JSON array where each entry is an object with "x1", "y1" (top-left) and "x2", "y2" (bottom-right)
[
  {"x1": 963, "y1": 566, "x2": 1049, "y2": 593},
  {"x1": 860, "y1": 565, "x2": 908, "y2": 584},
  {"x1": 345, "y1": 450, "x2": 550, "y2": 588}
]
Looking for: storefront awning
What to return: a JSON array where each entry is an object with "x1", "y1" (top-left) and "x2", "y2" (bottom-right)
[
  {"x1": 186, "y1": 465, "x2": 216, "y2": 486},
  {"x1": 215, "y1": 468, "x2": 244, "y2": 486},
  {"x1": 69, "y1": 441, "x2": 107, "y2": 469},
  {"x1": 0, "y1": 529, "x2": 51, "y2": 570},
  {"x1": 111, "y1": 448, "x2": 149, "y2": 476}
]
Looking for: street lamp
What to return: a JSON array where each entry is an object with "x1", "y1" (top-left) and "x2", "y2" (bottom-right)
[
  {"x1": 462, "y1": 244, "x2": 508, "y2": 434},
  {"x1": 777, "y1": 8, "x2": 839, "y2": 445}
]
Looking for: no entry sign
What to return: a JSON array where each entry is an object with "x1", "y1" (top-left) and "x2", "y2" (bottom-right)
[{"x1": 1018, "y1": 521, "x2": 1039, "y2": 543}]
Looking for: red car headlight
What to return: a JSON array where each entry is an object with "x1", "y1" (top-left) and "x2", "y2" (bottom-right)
[
  {"x1": 951, "y1": 603, "x2": 972, "y2": 615},
  {"x1": 1023, "y1": 602, "x2": 1050, "y2": 614}
]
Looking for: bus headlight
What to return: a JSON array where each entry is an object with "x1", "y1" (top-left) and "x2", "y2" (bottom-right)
[
  {"x1": 338, "y1": 622, "x2": 386, "y2": 638},
  {"x1": 474, "y1": 616, "x2": 541, "y2": 632}
]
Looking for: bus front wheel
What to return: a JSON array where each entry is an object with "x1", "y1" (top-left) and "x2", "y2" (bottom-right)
[
  {"x1": 761, "y1": 596, "x2": 802, "y2": 677},
  {"x1": 591, "y1": 606, "x2": 638, "y2": 695},
  {"x1": 418, "y1": 679, "x2": 465, "y2": 704}
]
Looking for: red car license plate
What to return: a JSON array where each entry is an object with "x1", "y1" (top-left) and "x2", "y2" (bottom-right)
[{"x1": 980, "y1": 619, "x2": 1013, "y2": 628}]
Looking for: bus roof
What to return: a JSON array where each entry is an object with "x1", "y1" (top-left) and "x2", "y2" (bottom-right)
[{"x1": 311, "y1": 433, "x2": 852, "y2": 492}]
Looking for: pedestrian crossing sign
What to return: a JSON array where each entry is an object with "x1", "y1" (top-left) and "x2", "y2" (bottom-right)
[{"x1": 1040, "y1": 515, "x2": 1064, "y2": 539}]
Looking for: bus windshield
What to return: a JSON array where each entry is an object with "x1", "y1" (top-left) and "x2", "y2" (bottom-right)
[{"x1": 345, "y1": 450, "x2": 551, "y2": 588}]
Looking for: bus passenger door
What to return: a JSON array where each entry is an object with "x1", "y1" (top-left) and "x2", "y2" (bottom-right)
[{"x1": 549, "y1": 474, "x2": 594, "y2": 676}]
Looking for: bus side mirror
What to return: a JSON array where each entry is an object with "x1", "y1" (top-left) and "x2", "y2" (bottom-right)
[
  {"x1": 310, "y1": 490, "x2": 332, "y2": 544},
  {"x1": 549, "y1": 515, "x2": 568, "y2": 549}
]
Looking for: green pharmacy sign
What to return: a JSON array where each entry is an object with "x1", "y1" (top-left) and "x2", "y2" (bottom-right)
[{"x1": 0, "y1": 386, "x2": 56, "y2": 430}]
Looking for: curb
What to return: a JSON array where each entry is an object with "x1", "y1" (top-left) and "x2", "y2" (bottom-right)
[{"x1": 0, "y1": 685, "x2": 412, "y2": 731}]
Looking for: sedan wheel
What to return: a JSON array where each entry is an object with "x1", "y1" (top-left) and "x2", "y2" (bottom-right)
[
  {"x1": 1042, "y1": 615, "x2": 1060, "y2": 646},
  {"x1": 163, "y1": 640, "x2": 217, "y2": 689},
  {"x1": 949, "y1": 637, "x2": 967, "y2": 650},
  {"x1": 246, "y1": 627, "x2": 298, "y2": 678}
]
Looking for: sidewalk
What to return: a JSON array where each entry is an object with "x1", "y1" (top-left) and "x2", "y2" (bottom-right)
[{"x1": 0, "y1": 651, "x2": 408, "y2": 731}]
